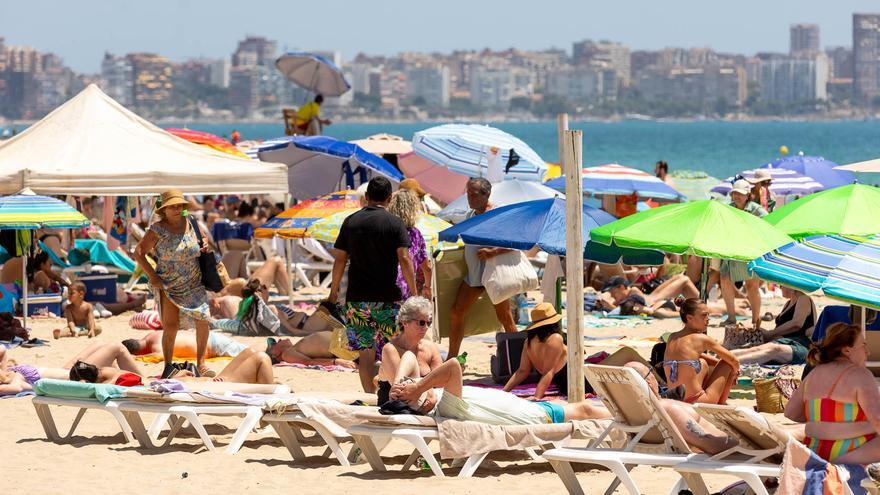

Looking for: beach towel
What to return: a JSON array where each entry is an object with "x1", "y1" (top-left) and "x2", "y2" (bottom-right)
[
  {"x1": 33, "y1": 379, "x2": 130, "y2": 404},
  {"x1": 129, "y1": 310, "x2": 162, "y2": 330},
  {"x1": 0, "y1": 390, "x2": 35, "y2": 399},
  {"x1": 778, "y1": 438, "x2": 866, "y2": 495},
  {"x1": 273, "y1": 362, "x2": 357, "y2": 373}
]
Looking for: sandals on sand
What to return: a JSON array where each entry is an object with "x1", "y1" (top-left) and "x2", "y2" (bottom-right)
[{"x1": 198, "y1": 364, "x2": 216, "y2": 378}]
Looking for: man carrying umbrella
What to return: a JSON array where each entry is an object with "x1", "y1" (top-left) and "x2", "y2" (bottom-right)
[
  {"x1": 327, "y1": 177, "x2": 416, "y2": 392},
  {"x1": 295, "y1": 94, "x2": 332, "y2": 136},
  {"x1": 448, "y1": 178, "x2": 518, "y2": 359},
  {"x1": 718, "y1": 179, "x2": 768, "y2": 330}
]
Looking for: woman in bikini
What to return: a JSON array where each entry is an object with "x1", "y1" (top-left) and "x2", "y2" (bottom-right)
[
  {"x1": 785, "y1": 323, "x2": 880, "y2": 464},
  {"x1": 662, "y1": 298, "x2": 740, "y2": 404}
]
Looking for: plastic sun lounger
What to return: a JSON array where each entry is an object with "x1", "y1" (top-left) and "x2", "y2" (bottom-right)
[
  {"x1": 262, "y1": 408, "x2": 372, "y2": 467},
  {"x1": 32, "y1": 395, "x2": 134, "y2": 444},
  {"x1": 672, "y1": 404, "x2": 789, "y2": 495},
  {"x1": 541, "y1": 365, "x2": 709, "y2": 495},
  {"x1": 864, "y1": 478, "x2": 879, "y2": 495},
  {"x1": 347, "y1": 412, "x2": 571, "y2": 478}
]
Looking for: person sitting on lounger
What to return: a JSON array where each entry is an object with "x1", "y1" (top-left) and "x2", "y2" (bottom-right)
[
  {"x1": 731, "y1": 287, "x2": 817, "y2": 365},
  {"x1": 27, "y1": 251, "x2": 69, "y2": 294},
  {"x1": 662, "y1": 298, "x2": 740, "y2": 405},
  {"x1": 376, "y1": 296, "x2": 443, "y2": 406},
  {"x1": 267, "y1": 333, "x2": 357, "y2": 369},
  {"x1": 785, "y1": 323, "x2": 880, "y2": 464},
  {"x1": 70, "y1": 347, "x2": 276, "y2": 386},
  {"x1": 122, "y1": 330, "x2": 251, "y2": 360}
]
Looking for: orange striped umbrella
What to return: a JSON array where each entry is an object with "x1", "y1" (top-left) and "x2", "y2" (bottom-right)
[
  {"x1": 166, "y1": 128, "x2": 249, "y2": 158},
  {"x1": 254, "y1": 190, "x2": 361, "y2": 239}
]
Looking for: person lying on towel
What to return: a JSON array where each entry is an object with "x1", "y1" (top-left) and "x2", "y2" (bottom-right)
[{"x1": 122, "y1": 330, "x2": 251, "y2": 360}]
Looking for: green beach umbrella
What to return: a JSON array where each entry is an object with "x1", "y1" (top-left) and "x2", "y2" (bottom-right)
[
  {"x1": 589, "y1": 200, "x2": 793, "y2": 261},
  {"x1": 764, "y1": 184, "x2": 880, "y2": 239}
]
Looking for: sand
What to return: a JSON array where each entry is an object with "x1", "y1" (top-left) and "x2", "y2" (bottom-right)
[{"x1": 0, "y1": 297, "x2": 796, "y2": 495}]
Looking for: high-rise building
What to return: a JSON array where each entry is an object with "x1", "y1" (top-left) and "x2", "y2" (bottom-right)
[
  {"x1": 232, "y1": 36, "x2": 277, "y2": 67},
  {"x1": 229, "y1": 66, "x2": 260, "y2": 117},
  {"x1": 790, "y1": 24, "x2": 820, "y2": 55},
  {"x1": 758, "y1": 54, "x2": 828, "y2": 102},
  {"x1": 634, "y1": 65, "x2": 746, "y2": 107},
  {"x1": 405, "y1": 64, "x2": 450, "y2": 107},
  {"x1": 827, "y1": 46, "x2": 854, "y2": 79},
  {"x1": 469, "y1": 66, "x2": 513, "y2": 109},
  {"x1": 572, "y1": 40, "x2": 631, "y2": 84},
  {"x1": 545, "y1": 67, "x2": 605, "y2": 103},
  {"x1": 209, "y1": 59, "x2": 231, "y2": 88},
  {"x1": 126, "y1": 53, "x2": 173, "y2": 108},
  {"x1": 854, "y1": 13, "x2": 880, "y2": 101},
  {"x1": 100, "y1": 53, "x2": 133, "y2": 106}
]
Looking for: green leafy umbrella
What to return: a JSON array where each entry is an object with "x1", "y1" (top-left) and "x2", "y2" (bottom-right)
[
  {"x1": 764, "y1": 184, "x2": 880, "y2": 239},
  {"x1": 589, "y1": 200, "x2": 793, "y2": 261}
]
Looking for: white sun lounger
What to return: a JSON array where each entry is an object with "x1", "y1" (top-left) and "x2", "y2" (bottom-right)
[
  {"x1": 32, "y1": 395, "x2": 134, "y2": 444},
  {"x1": 263, "y1": 408, "x2": 365, "y2": 466}
]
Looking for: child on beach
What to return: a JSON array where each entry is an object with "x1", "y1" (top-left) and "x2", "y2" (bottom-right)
[{"x1": 53, "y1": 282, "x2": 101, "y2": 339}]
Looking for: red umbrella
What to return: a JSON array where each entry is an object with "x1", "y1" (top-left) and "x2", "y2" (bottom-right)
[{"x1": 165, "y1": 128, "x2": 249, "y2": 158}]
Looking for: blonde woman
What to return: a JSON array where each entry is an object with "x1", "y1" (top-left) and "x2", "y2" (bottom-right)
[
  {"x1": 388, "y1": 190, "x2": 432, "y2": 299},
  {"x1": 133, "y1": 189, "x2": 214, "y2": 379}
]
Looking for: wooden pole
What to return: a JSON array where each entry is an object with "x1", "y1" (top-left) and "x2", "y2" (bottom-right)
[
  {"x1": 557, "y1": 114, "x2": 569, "y2": 173},
  {"x1": 563, "y1": 130, "x2": 585, "y2": 401}
]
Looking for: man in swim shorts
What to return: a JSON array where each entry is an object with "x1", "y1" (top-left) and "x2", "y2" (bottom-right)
[{"x1": 122, "y1": 330, "x2": 249, "y2": 360}]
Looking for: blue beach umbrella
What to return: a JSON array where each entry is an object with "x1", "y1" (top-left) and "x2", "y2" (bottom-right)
[
  {"x1": 275, "y1": 52, "x2": 350, "y2": 97},
  {"x1": 749, "y1": 235, "x2": 880, "y2": 310},
  {"x1": 438, "y1": 197, "x2": 664, "y2": 264},
  {"x1": 760, "y1": 155, "x2": 854, "y2": 189},
  {"x1": 247, "y1": 136, "x2": 404, "y2": 201},
  {"x1": 711, "y1": 168, "x2": 824, "y2": 196},
  {"x1": 412, "y1": 124, "x2": 547, "y2": 182},
  {"x1": 545, "y1": 164, "x2": 686, "y2": 201}
]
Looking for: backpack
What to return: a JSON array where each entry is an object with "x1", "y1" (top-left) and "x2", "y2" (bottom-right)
[{"x1": 490, "y1": 331, "x2": 538, "y2": 384}]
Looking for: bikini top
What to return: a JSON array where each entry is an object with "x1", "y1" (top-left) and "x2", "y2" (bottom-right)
[
  {"x1": 661, "y1": 359, "x2": 702, "y2": 383},
  {"x1": 804, "y1": 365, "x2": 867, "y2": 423}
]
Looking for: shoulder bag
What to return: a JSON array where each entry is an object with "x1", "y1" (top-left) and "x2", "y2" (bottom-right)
[{"x1": 188, "y1": 216, "x2": 224, "y2": 292}]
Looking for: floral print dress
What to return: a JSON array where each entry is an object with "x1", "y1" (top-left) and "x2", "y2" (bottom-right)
[{"x1": 150, "y1": 222, "x2": 210, "y2": 328}]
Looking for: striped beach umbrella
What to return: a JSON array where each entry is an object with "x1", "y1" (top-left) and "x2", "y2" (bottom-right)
[
  {"x1": 0, "y1": 189, "x2": 90, "y2": 229},
  {"x1": 760, "y1": 154, "x2": 853, "y2": 189},
  {"x1": 165, "y1": 128, "x2": 249, "y2": 158},
  {"x1": 545, "y1": 164, "x2": 686, "y2": 201},
  {"x1": 749, "y1": 235, "x2": 880, "y2": 310},
  {"x1": 711, "y1": 168, "x2": 823, "y2": 196},
  {"x1": 254, "y1": 190, "x2": 361, "y2": 239},
  {"x1": 308, "y1": 210, "x2": 454, "y2": 249},
  {"x1": 412, "y1": 124, "x2": 547, "y2": 182}
]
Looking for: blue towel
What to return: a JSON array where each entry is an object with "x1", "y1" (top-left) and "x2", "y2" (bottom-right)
[{"x1": 0, "y1": 390, "x2": 35, "y2": 399}]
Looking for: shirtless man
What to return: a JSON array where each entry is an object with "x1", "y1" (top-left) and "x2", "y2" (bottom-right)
[
  {"x1": 122, "y1": 330, "x2": 250, "y2": 360},
  {"x1": 267, "y1": 333, "x2": 357, "y2": 369}
]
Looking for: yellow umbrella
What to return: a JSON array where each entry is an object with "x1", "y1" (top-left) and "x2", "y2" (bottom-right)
[
  {"x1": 307, "y1": 210, "x2": 455, "y2": 248},
  {"x1": 254, "y1": 190, "x2": 361, "y2": 239}
]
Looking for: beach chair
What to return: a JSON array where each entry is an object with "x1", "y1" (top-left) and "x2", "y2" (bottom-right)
[
  {"x1": 672, "y1": 404, "x2": 790, "y2": 495},
  {"x1": 863, "y1": 478, "x2": 878, "y2": 495},
  {"x1": 31, "y1": 379, "x2": 135, "y2": 444},
  {"x1": 115, "y1": 383, "x2": 289, "y2": 455},
  {"x1": 347, "y1": 410, "x2": 594, "y2": 478}
]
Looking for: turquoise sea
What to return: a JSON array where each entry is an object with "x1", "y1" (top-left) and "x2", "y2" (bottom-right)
[{"x1": 165, "y1": 121, "x2": 880, "y2": 181}]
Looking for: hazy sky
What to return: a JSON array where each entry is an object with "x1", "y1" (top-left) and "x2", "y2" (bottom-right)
[{"x1": 1, "y1": 0, "x2": 877, "y2": 73}]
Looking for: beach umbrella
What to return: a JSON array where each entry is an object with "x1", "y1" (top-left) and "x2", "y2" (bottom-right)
[
  {"x1": 545, "y1": 164, "x2": 686, "y2": 202},
  {"x1": 246, "y1": 135, "x2": 404, "y2": 201},
  {"x1": 254, "y1": 190, "x2": 361, "y2": 239},
  {"x1": 275, "y1": 52, "x2": 350, "y2": 97},
  {"x1": 437, "y1": 178, "x2": 562, "y2": 224},
  {"x1": 763, "y1": 184, "x2": 880, "y2": 239},
  {"x1": 711, "y1": 168, "x2": 824, "y2": 197},
  {"x1": 307, "y1": 210, "x2": 453, "y2": 249},
  {"x1": 836, "y1": 157, "x2": 880, "y2": 172},
  {"x1": 350, "y1": 134, "x2": 413, "y2": 155},
  {"x1": 589, "y1": 200, "x2": 793, "y2": 261},
  {"x1": 398, "y1": 151, "x2": 469, "y2": 204},
  {"x1": 749, "y1": 235, "x2": 880, "y2": 310},
  {"x1": 438, "y1": 197, "x2": 664, "y2": 264},
  {"x1": 412, "y1": 124, "x2": 547, "y2": 182},
  {"x1": 0, "y1": 189, "x2": 89, "y2": 327},
  {"x1": 760, "y1": 154, "x2": 853, "y2": 189},
  {"x1": 165, "y1": 128, "x2": 249, "y2": 158},
  {"x1": 668, "y1": 170, "x2": 721, "y2": 201}
]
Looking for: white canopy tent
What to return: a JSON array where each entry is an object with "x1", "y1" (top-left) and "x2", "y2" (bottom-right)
[{"x1": 0, "y1": 84, "x2": 287, "y2": 196}]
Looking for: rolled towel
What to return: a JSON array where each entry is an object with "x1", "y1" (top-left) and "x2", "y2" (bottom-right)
[{"x1": 129, "y1": 310, "x2": 162, "y2": 330}]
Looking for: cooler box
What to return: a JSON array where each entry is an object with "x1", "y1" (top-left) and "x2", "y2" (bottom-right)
[
  {"x1": 78, "y1": 273, "x2": 118, "y2": 303},
  {"x1": 26, "y1": 293, "x2": 62, "y2": 316}
]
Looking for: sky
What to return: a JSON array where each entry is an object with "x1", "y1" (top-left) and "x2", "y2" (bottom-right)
[{"x1": 1, "y1": 0, "x2": 878, "y2": 73}]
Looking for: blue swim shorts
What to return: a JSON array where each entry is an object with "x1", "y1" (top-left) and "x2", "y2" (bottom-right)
[{"x1": 536, "y1": 401, "x2": 565, "y2": 424}]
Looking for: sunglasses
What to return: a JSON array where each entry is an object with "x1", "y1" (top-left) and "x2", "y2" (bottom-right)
[{"x1": 410, "y1": 319, "x2": 432, "y2": 327}]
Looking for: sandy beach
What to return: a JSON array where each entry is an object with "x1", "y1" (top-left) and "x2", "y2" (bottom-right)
[{"x1": 0, "y1": 294, "x2": 803, "y2": 495}]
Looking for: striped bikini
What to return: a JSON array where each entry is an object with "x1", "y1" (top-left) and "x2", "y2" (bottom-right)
[{"x1": 802, "y1": 365, "x2": 877, "y2": 461}]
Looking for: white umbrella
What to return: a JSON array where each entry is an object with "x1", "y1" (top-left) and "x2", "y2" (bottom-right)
[
  {"x1": 275, "y1": 52, "x2": 350, "y2": 97},
  {"x1": 350, "y1": 134, "x2": 413, "y2": 155}
]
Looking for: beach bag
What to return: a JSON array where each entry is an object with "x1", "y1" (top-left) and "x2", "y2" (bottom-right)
[
  {"x1": 722, "y1": 322, "x2": 763, "y2": 350},
  {"x1": 490, "y1": 331, "x2": 534, "y2": 383},
  {"x1": 481, "y1": 250, "x2": 538, "y2": 305},
  {"x1": 329, "y1": 327, "x2": 359, "y2": 361},
  {"x1": 238, "y1": 297, "x2": 281, "y2": 336},
  {"x1": 0, "y1": 312, "x2": 27, "y2": 340},
  {"x1": 754, "y1": 367, "x2": 800, "y2": 414},
  {"x1": 129, "y1": 310, "x2": 162, "y2": 330},
  {"x1": 188, "y1": 216, "x2": 224, "y2": 293}
]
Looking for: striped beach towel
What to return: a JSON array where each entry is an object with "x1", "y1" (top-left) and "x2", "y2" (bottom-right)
[{"x1": 778, "y1": 439, "x2": 867, "y2": 494}]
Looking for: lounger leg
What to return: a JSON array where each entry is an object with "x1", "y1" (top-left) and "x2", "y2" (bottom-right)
[
  {"x1": 737, "y1": 473, "x2": 769, "y2": 495},
  {"x1": 147, "y1": 413, "x2": 172, "y2": 440},
  {"x1": 65, "y1": 407, "x2": 88, "y2": 439},
  {"x1": 224, "y1": 408, "x2": 262, "y2": 455},
  {"x1": 270, "y1": 422, "x2": 306, "y2": 460},
  {"x1": 400, "y1": 433, "x2": 444, "y2": 477},
  {"x1": 524, "y1": 447, "x2": 543, "y2": 461},
  {"x1": 547, "y1": 459, "x2": 585, "y2": 495},
  {"x1": 178, "y1": 411, "x2": 215, "y2": 452},
  {"x1": 308, "y1": 421, "x2": 351, "y2": 467},
  {"x1": 33, "y1": 402, "x2": 62, "y2": 442},
  {"x1": 677, "y1": 473, "x2": 711, "y2": 495},
  {"x1": 456, "y1": 452, "x2": 489, "y2": 478},
  {"x1": 351, "y1": 433, "x2": 388, "y2": 472},
  {"x1": 105, "y1": 403, "x2": 134, "y2": 443},
  {"x1": 605, "y1": 463, "x2": 640, "y2": 495},
  {"x1": 402, "y1": 449, "x2": 421, "y2": 471},
  {"x1": 122, "y1": 410, "x2": 160, "y2": 449}
]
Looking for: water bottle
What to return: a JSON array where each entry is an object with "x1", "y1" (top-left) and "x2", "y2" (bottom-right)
[{"x1": 456, "y1": 352, "x2": 468, "y2": 366}]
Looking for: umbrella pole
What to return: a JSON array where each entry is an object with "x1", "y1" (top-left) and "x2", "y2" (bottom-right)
[
  {"x1": 22, "y1": 255, "x2": 27, "y2": 330},
  {"x1": 862, "y1": 305, "x2": 867, "y2": 338},
  {"x1": 284, "y1": 193, "x2": 294, "y2": 306},
  {"x1": 563, "y1": 130, "x2": 585, "y2": 402}
]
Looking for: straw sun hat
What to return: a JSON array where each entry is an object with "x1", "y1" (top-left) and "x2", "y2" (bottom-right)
[
  {"x1": 747, "y1": 169, "x2": 772, "y2": 184},
  {"x1": 156, "y1": 189, "x2": 188, "y2": 211},
  {"x1": 524, "y1": 302, "x2": 563, "y2": 332}
]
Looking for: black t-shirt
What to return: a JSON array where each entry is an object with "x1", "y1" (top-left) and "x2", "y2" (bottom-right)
[{"x1": 334, "y1": 205, "x2": 411, "y2": 303}]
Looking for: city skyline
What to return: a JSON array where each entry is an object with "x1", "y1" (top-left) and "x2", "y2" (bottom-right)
[{"x1": 1, "y1": 0, "x2": 877, "y2": 73}]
